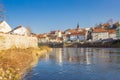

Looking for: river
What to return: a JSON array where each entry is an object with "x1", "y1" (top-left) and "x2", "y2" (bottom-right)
[{"x1": 24, "y1": 48, "x2": 120, "y2": 80}]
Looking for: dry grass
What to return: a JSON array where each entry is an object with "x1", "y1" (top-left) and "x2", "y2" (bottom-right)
[{"x1": 0, "y1": 46, "x2": 52, "y2": 80}]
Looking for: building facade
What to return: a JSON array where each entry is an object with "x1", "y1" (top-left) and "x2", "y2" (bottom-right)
[
  {"x1": 11, "y1": 26, "x2": 29, "y2": 36},
  {"x1": 108, "y1": 29, "x2": 116, "y2": 39},
  {"x1": 92, "y1": 28, "x2": 109, "y2": 41}
]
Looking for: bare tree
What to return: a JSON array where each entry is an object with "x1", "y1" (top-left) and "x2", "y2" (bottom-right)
[
  {"x1": 0, "y1": 3, "x2": 5, "y2": 21},
  {"x1": 107, "y1": 18, "x2": 113, "y2": 26}
]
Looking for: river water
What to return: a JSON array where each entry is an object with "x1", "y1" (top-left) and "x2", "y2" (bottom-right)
[{"x1": 24, "y1": 48, "x2": 120, "y2": 80}]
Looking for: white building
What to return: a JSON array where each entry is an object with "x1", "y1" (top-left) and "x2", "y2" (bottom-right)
[
  {"x1": 92, "y1": 28, "x2": 109, "y2": 41},
  {"x1": 108, "y1": 29, "x2": 116, "y2": 39},
  {"x1": 55, "y1": 30, "x2": 62, "y2": 37},
  {"x1": 11, "y1": 26, "x2": 29, "y2": 36},
  {"x1": 65, "y1": 28, "x2": 86, "y2": 42},
  {"x1": 0, "y1": 21, "x2": 12, "y2": 33},
  {"x1": 37, "y1": 34, "x2": 49, "y2": 43}
]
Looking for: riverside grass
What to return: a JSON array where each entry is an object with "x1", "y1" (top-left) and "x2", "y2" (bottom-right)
[{"x1": 0, "y1": 46, "x2": 52, "y2": 80}]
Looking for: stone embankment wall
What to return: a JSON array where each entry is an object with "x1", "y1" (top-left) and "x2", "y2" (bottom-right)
[{"x1": 0, "y1": 33, "x2": 38, "y2": 50}]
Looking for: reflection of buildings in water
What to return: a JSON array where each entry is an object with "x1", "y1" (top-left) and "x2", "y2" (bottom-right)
[
  {"x1": 76, "y1": 48, "x2": 106, "y2": 65},
  {"x1": 92, "y1": 48, "x2": 111, "y2": 64},
  {"x1": 64, "y1": 48, "x2": 82, "y2": 63},
  {"x1": 82, "y1": 48, "x2": 94, "y2": 65},
  {"x1": 50, "y1": 48, "x2": 120, "y2": 65},
  {"x1": 81, "y1": 48, "x2": 120, "y2": 64},
  {"x1": 61, "y1": 48, "x2": 89, "y2": 63},
  {"x1": 77, "y1": 48, "x2": 85, "y2": 64},
  {"x1": 85, "y1": 50, "x2": 91, "y2": 64},
  {"x1": 64, "y1": 48, "x2": 73, "y2": 62},
  {"x1": 68, "y1": 48, "x2": 77, "y2": 62},
  {"x1": 58, "y1": 48, "x2": 62, "y2": 64},
  {"x1": 55, "y1": 48, "x2": 63, "y2": 65},
  {"x1": 61, "y1": 48, "x2": 96, "y2": 65},
  {"x1": 83, "y1": 48, "x2": 112, "y2": 65},
  {"x1": 56, "y1": 48, "x2": 79, "y2": 64},
  {"x1": 103, "y1": 48, "x2": 120, "y2": 63}
]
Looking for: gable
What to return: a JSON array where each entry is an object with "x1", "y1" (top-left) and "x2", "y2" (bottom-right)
[
  {"x1": 0, "y1": 21, "x2": 12, "y2": 33},
  {"x1": 12, "y1": 26, "x2": 27, "y2": 35}
]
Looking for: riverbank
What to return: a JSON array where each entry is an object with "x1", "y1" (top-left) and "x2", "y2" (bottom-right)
[
  {"x1": 0, "y1": 46, "x2": 52, "y2": 80},
  {"x1": 47, "y1": 39, "x2": 120, "y2": 48}
]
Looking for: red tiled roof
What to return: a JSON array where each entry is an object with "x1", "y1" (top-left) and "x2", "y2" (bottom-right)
[
  {"x1": 66, "y1": 28, "x2": 85, "y2": 34},
  {"x1": 93, "y1": 28, "x2": 108, "y2": 33},
  {"x1": 108, "y1": 29, "x2": 116, "y2": 34},
  {"x1": 67, "y1": 29, "x2": 76, "y2": 33},
  {"x1": 66, "y1": 29, "x2": 86, "y2": 36},
  {"x1": 70, "y1": 31, "x2": 86, "y2": 36},
  {"x1": 37, "y1": 34, "x2": 47, "y2": 38}
]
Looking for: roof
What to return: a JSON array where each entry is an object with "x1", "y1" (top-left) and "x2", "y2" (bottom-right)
[
  {"x1": 93, "y1": 28, "x2": 108, "y2": 33},
  {"x1": 13, "y1": 26, "x2": 23, "y2": 30},
  {"x1": 108, "y1": 29, "x2": 116, "y2": 34},
  {"x1": 66, "y1": 29, "x2": 86, "y2": 36},
  {"x1": 70, "y1": 31, "x2": 86, "y2": 36},
  {"x1": 10, "y1": 26, "x2": 23, "y2": 32},
  {"x1": 37, "y1": 34, "x2": 47, "y2": 38},
  {"x1": 68, "y1": 29, "x2": 76, "y2": 33},
  {"x1": 65, "y1": 28, "x2": 84, "y2": 34}
]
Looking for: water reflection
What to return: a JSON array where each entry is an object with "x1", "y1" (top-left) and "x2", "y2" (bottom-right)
[
  {"x1": 44, "y1": 48, "x2": 120, "y2": 65},
  {"x1": 24, "y1": 48, "x2": 120, "y2": 80}
]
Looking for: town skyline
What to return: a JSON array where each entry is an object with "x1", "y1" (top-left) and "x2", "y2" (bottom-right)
[{"x1": 1, "y1": 0, "x2": 120, "y2": 33}]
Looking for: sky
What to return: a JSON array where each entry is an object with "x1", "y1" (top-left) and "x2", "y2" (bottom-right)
[{"x1": 1, "y1": 0, "x2": 120, "y2": 33}]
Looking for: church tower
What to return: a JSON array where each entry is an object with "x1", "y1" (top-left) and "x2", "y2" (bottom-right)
[{"x1": 77, "y1": 23, "x2": 80, "y2": 30}]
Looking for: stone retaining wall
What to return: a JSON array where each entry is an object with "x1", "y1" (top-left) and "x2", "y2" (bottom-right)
[{"x1": 0, "y1": 33, "x2": 38, "y2": 50}]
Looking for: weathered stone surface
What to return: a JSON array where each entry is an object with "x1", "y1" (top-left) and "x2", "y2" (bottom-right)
[{"x1": 0, "y1": 33, "x2": 38, "y2": 50}]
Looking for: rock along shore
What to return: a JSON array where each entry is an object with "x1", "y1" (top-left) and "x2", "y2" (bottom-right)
[{"x1": 0, "y1": 46, "x2": 52, "y2": 80}]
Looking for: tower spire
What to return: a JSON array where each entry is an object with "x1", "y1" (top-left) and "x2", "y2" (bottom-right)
[{"x1": 77, "y1": 22, "x2": 80, "y2": 29}]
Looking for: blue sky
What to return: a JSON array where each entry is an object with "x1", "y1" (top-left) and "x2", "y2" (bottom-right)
[{"x1": 1, "y1": 0, "x2": 120, "y2": 33}]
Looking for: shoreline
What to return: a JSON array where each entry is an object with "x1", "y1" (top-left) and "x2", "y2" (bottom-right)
[
  {"x1": 47, "y1": 42, "x2": 120, "y2": 48},
  {"x1": 0, "y1": 46, "x2": 52, "y2": 80}
]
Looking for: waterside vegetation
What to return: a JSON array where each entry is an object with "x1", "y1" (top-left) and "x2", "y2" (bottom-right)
[{"x1": 0, "y1": 46, "x2": 52, "y2": 80}]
